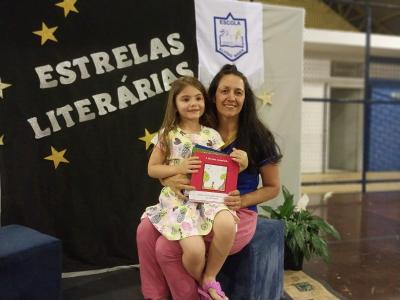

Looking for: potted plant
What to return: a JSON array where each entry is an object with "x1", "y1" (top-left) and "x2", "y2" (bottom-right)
[{"x1": 260, "y1": 186, "x2": 340, "y2": 270}]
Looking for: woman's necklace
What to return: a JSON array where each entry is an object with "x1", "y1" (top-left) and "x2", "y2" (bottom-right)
[{"x1": 221, "y1": 131, "x2": 237, "y2": 150}]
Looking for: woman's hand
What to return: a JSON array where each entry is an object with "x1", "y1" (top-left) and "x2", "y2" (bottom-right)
[
  {"x1": 176, "y1": 156, "x2": 201, "y2": 174},
  {"x1": 230, "y1": 148, "x2": 248, "y2": 172},
  {"x1": 160, "y1": 174, "x2": 195, "y2": 200},
  {"x1": 224, "y1": 190, "x2": 242, "y2": 211}
]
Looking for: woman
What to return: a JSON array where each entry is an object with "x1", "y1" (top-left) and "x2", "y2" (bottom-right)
[{"x1": 137, "y1": 64, "x2": 282, "y2": 300}]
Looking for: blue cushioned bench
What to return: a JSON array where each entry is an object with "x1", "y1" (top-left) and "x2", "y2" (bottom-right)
[
  {"x1": 218, "y1": 217, "x2": 284, "y2": 300},
  {"x1": 0, "y1": 224, "x2": 62, "y2": 300}
]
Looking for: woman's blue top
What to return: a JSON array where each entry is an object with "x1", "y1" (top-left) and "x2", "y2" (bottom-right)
[{"x1": 222, "y1": 141, "x2": 272, "y2": 212}]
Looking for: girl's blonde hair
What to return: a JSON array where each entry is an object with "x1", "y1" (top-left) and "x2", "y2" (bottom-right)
[{"x1": 158, "y1": 76, "x2": 210, "y2": 159}]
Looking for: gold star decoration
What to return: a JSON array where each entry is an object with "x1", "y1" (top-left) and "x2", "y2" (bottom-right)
[
  {"x1": 44, "y1": 146, "x2": 69, "y2": 169},
  {"x1": 257, "y1": 91, "x2": 275, "y2": 107},
  {"x1": 0, "y1": 78, "x2": 12, "y2": 99},
  {"x1": 138, "y1": 128, "x2": 157, "y2": 150},
  {"x1": 55, "y1": 0, "x2": 79, "y2": 17},
  {"x1": 0, "y1": 134, "x2": 4, "y2": 145},
  {"x1": 33, "y1": 22, "x2": 58, "y2": 45}
]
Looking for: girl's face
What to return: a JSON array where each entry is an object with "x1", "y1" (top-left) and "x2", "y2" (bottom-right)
[
  {"x1": 175, "y1": 85, "x2": 205, "y2": 123},
  {"x1": 215, "y1": 74, "x2": 245, "y2": 119}
]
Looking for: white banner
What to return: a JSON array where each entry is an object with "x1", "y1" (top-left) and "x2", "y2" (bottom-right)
[{"x1": 195, "y1": 0, "x2": 264, "y2": 89}]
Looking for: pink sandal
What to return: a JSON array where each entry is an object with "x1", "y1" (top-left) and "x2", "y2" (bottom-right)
[
  {"x1": 198, "y1": 281, "x2": 227, "y2": 300},
  {"x1": 198, "y1": 286, "x2": 212, "y2": 300}
]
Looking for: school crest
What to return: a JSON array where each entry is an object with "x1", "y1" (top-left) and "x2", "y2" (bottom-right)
[{"x1": 213, "y1": 12, "x2": 248, "y2": 61}]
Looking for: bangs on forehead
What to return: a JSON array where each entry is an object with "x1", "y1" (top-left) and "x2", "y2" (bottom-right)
[{"x1": 177, "y1": 86, "x2": 204, "y2": 96}]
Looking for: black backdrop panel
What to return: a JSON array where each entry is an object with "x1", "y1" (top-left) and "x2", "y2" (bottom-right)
[{"x1": 0, "y1": 0, "x2": 198, "y2": 271}]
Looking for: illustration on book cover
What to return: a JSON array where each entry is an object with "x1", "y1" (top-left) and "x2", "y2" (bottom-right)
[{"x1": 202, "y1": 164, "x2": 227, "y2": 191}]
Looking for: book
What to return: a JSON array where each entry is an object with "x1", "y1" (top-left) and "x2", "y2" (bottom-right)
[{"x1": 188, "y1": 145, "x2": 239, "y2": 203}]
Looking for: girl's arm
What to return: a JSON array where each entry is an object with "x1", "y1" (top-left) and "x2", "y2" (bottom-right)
[
  {"x1": 224, "y1": 163, "x2": 280, "y2": 210},
  {"x1": 148, "y1": 146, "x2": 201, "y2": 179}
]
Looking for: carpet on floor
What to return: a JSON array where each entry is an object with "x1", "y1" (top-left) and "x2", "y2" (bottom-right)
[{"x1": 284, "y1": 270, "x2": 346, "y2": 300}]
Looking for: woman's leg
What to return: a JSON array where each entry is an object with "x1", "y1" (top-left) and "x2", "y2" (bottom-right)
[
  {"x1": 146, "y1": 208, "x2": 257, "y2": 300},
  {"x1": 202, "y1": 210, "x2": 236, "y2": 300},
  {"x1": 229, "y1": 208, "x2": 257, "y2": 254},
  {"x1": 136, "y1": 218, "x2": 169, "y2": 300},
  {"x1": 179, "y1": 236, "x2": 206, "y2": 282},
  {"x1": 155, "y1": 236, "x2": 200, "y2": 300}
]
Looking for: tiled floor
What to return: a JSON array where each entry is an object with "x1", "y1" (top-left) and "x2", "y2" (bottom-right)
[
  {"x1": 304, "y1": 191, "x2": 400, "y2": 300},
  {"x1": 62, "y1": 267, "x2": 142, "y2": 300}
]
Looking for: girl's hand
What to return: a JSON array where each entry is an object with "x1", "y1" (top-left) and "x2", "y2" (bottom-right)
[
  {"x1": 230, "y1": 148, "x2": 248, "y2": 172},
  {"x1": 177, "y1": 156, "x2": 201, "y2": 174},
  {"x1": 224, "y1": 190, "x2": 242, "y2": 211},
  {"x1": 161, "y1": 174, "x2": 195, "y2": 200}
]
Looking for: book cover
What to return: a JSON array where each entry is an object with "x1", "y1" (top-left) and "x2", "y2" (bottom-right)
[{"x1": 189, "y1": 145, "x2": 239, "y2": 203}]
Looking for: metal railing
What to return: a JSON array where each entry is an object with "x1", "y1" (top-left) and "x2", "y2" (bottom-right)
[{"x1": 304, "y1": 0, "x2": 400, "y2": 192}]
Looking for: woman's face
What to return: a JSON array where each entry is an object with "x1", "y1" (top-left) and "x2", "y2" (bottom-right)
[{"x1": 215, "y1": 74, "x2": 245, "y2": 119}]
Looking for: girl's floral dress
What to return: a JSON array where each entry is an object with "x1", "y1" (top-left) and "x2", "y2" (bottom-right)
[{"x1": 144, "y1": 126, "x2": 233, "y2": 240}]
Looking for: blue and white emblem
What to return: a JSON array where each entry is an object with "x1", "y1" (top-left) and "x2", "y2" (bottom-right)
[{"x1": 214, "y1": 12, "x2": 248, "y2": 62}]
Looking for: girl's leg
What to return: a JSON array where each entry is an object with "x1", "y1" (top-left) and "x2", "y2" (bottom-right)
[
  {"x1": 136, "y1": 218, "x2": 169, "y2": 300},
  {"x1": 155, "y1": 236, "x2": 200, "y2": 300},
  {"x1": 179, "y1": 236, "x2": 206, "y2": 282},
  {"x1": 203, "y1": 210, "x2": 236, "y2": 300},
  {"x1": 204, "y1": 208, "x2": 258, "y2": 254}
]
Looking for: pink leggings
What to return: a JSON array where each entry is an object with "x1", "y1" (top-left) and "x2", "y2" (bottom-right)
[{"x1": 136, "y1": 208, "x2": 257, "y2": 300}]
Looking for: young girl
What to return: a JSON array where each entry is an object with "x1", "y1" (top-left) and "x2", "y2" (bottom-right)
[{"x1": 143, "y1": 76, "x2": 246, "y2": 300}]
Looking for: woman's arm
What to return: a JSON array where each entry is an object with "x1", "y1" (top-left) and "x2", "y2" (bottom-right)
[
  {"x1": 160, "y1": 174, "x2": 195, "y2": 199},
  {"x1": 148, "y1": 147, "x2": 202, "y2": 179},
  {"x1": 224, "y1": 163, "x2": 280, "y2": 210}
]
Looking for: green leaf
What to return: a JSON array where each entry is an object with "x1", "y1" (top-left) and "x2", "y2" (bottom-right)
[
  {"x1": 282, "y1": 185, "x2": 293, "y2": 202},
  {"x1": 311, "y1": 235, "x2": 330, "y2": 263},
  {"x1": 259, "y1": 206, "x2": 281, "y2": 219},
  {"x1": 203, "y1": 171, "x2": 210, "y2": 182},
  {"x1": 303, "y1": 243, "x2": 311, "y2": 260},
  {"x1": 310, "y1": 217, "x2": 341, "y2": 240},
  {"x1": 286, "y1": 237, "x2": 297, "y2": 252},
  {"x1": 279, "y1": 186, "x2": 295, "y2": 218},
  {"x1": 293, "y1": 228, "x2": 305, "y2": 250}
]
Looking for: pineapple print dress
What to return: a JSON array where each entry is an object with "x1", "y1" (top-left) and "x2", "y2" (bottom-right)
[{"x1": 144, "y1": 126, "x2": 232, "y2": 241}]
